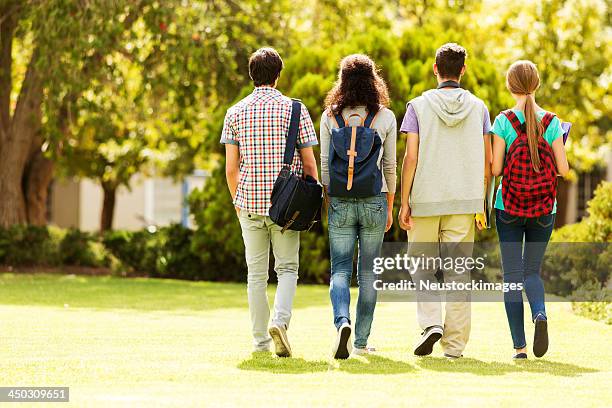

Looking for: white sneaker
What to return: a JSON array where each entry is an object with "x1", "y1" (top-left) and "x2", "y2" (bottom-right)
[
  {"x1": 352, "y1": 346, "x2": 376, "y2": 356},
  {"x1": 332, "y1": 323, "x2": 352, "y2": 359},
  {"x1": 269, "y1": 324, "x2": 292, "y2": 357}
]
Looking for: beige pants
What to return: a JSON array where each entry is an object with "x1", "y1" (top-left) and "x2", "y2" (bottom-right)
[
  {"x1": 238, "y1": 210, "x2": 300, "y2": 351},
  {"x1": 408, "y1": 214, "x2": 475, "y2": 357}
]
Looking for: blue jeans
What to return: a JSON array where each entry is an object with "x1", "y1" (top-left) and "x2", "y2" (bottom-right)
[
  {"x1": 495, "y1": 209, "x2": 555, "y2": 349},
  {"x1": 328, "y1": 194, "x2": 387, "y2": 349}
]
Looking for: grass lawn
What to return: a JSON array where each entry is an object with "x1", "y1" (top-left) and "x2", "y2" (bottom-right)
[{"x1": 0, "y1": 273, "x2": 610, "y2": 407}]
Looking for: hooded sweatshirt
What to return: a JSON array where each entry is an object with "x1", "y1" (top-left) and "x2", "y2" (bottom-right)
[{"x1": 409, "y1": 88, "x2": 486, "y2": 217}]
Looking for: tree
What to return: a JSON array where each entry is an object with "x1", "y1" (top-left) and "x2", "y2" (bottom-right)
[
  {"x1": 50, "y1": 0, "x2": 295, "y2": 231},
  {"x1": 56, "y1": 53, "x2": 154, "y2": 231},
  {"x1": 0, "y1": 0, "x2": 151, "y2": 226}
]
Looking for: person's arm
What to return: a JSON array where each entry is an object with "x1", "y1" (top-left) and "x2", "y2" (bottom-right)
[
  {"x1": 492, "y1": 134, "x2": 506, "y2": 177},
  {"x1": 482, "y1": 108, "x2": 493, "y2": 197},
  {"x1": 225, "y1": 144, "x2": 240, "y2": 213},
  {"x1": 399, "y1": 132, "x2": 419, "y2": 230},
  {"x1": 484, "y1": 132, "x2": 493, "y2": 186},
  {"x1": 476, "y1": 133, "x2": 493, "y2": 230},
  {"x1": 551, "y1": 137, "x2": 569, "y2": 177},
  {"x1": 319, "y1": 112, "x2": 331, "y2": 187},
  {"x1": 299, "y1": 146, "x2": 318, "y2": 181},
  {"x1": 319, "y1": 113, "x2": 332, "y2": 210},
  {"x1": 296, "y1": 103, "x2": 319, "y2": 181},
  {"x1": 382, "y1": 112, "x2": 398, "y2": 232},
  {"x1": 220, "y1": 109, "x2": 241, "y2": 214}
]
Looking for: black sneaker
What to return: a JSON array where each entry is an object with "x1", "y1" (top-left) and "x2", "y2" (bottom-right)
[
  {"x1": 533, "y1": 314, "x2": 548, "y2": 358},
  {"x1": 332, "y1": 323, "x2": 352, "y2": 359},
  {"x1": 414, "y1": 325, "x2": 443, "y2": 356},
  {"x1": 513, "y1": 352, "x2": 528, "y2": 360}
]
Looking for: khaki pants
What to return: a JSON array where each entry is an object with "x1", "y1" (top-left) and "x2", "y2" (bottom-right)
[
  {"x1": 408, "y1": 214, "x2": 475, "y2": 357},
  {"x1": 238, "y1": 210, "x2": 300, "y2": 351}
]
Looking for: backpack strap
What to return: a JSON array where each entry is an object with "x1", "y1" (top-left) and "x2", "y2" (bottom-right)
[
  {"x1": 283, "y1": 99, "x2": 302, "y2": 166},
  {"x1": 333, "y1": 113, "x2": 346, "y2": 128},
  {"x1": 363, "y1": 110, "x2": 377, "y2": 128},
  {"x1": 346, "y1": 126, "x2": 357, "y2": 191},
  {"x1": 541, "y1": 112, "x2": 556, "y2": 132},
  {"x1": 502, "y1": 109, "x2": 524, "y2": 136}
]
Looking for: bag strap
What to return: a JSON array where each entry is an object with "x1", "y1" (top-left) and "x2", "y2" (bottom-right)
[
  {"x1": 503, "y1": 109, "x2": 557, "y2": 138},
  {"x1": 363, "y1": 110, "x2": 377, "y2": 128},
  {"x1": 346, "y1": 126, "x2": 357, "y2": 191},
  {"x1": 502, "y1": 109, "x2": 524, "y2": 136},
  {"x1": 334, "y1": 113, "x2": 346, "y2": 128},
  {"x1": 541, "y1": 112, "x2": 556, "y2": 131},
  {"x1": 283, "y1": 99, "x2": 302, "y2": 166}
]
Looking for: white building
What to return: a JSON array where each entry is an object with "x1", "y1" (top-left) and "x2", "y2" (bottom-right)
[{"x1": 49, "y1": 171, "x2": 209, "y2": 231}]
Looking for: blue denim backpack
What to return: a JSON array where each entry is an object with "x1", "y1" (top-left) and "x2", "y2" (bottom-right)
[{"x1": 328, "y1": 111, "x2": 383, "y2": 197}]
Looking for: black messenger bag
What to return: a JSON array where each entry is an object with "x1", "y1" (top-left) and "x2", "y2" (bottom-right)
[{"x1": 269, "y1": 99, "x2": 323, "y2": 233}]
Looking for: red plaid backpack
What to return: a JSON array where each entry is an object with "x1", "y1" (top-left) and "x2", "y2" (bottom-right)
[{"x1": 501, "y1": 110, "x2": 557, "y2": 217}]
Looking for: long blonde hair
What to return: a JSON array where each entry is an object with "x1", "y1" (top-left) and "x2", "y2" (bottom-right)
[{"x1": 506, "y1": 60, "x2": 543, "y2": 172}]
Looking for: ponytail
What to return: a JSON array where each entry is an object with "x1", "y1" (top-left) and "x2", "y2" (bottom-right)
[
  {"x1": 506, "y1": 60, "x2": 544, "y2": 173},
  {"x1": 524, "y1": 94, "x2": 544, "y2": 172}
]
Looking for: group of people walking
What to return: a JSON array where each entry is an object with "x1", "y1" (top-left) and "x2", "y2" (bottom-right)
[{"x1": 220, "y1": 43, "x2": 569, "y2": 361}]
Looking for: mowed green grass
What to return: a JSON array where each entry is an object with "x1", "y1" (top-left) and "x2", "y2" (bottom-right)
[{"x1": 0, "y1": 273, "x2": 610, "y2": 408}]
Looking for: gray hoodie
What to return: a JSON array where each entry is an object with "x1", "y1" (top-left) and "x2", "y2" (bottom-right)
[{"x1": 409, "y1": 88, "x2": 486, "y2": 217}]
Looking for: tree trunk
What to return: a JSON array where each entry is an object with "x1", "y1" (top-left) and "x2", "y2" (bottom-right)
[
  {"x1": 100, "y1": 182, "x2": 117, "y2": 232},
  {"x1": 0, "y1": 158, "x2": 27, "y2": 225},
  {"x1": 24, "y1": 149, "x2": 54, "y2": 225},
  {"x1": 555, "y1": 178, "x2": 570, "y2": 228},
  {"x1": 0, "y1": 54, "x2": 42, "y2": 226}
]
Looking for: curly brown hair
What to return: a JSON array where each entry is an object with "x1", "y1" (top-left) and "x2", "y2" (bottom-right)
[{"x1": 324, "y1": 54, "x2": 389, "y2": 116}]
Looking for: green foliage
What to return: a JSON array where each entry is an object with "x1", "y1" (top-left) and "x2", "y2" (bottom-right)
[
  {"x1": 102, "y1": 229, "x2": 159, "y2": 275},
  {"x1": 552, "y1": 181, "x2": 612, "y2": 243},
  {"x1": 188, "y1": 167, "x2": 246, "y2": 281},
  {"x1": 487, "y1": 0, "x2": 611, "y2": 176},
  {"x1": 0, "y1": 225, "x2": 58, "y2": 266},
  {"x1": 571, "y1": 281, "x2": 612, "y2": 325},
  {"x1": 544, "y1": 182, "x2": 612, "y2": 296},
  {"x1": 59, "y1": 229, "x2": 106, "y2": 267},
  {"x1": 153, "y1": 224, "x2": 202, "y2": 280},
  {"x1": 102, "y1": 224, "x2": 211, "y2": 280},
  {"x1": 0, "y1": 225, "x2": 104, "y2": 267}
]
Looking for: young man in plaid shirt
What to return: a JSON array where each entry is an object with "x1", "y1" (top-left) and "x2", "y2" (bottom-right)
[{"x1": 221, "y1": 48, "x2": 319, "y2": 357}]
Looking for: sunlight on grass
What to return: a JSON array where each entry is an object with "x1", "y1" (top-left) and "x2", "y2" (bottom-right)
[{"x1": 0, "y1": 273, "x2": 610, "y2": 407}]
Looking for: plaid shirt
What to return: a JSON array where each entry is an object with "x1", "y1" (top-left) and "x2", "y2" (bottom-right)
[{"x1": 220, "y1": 86, "x2": 318, "y2": 216}]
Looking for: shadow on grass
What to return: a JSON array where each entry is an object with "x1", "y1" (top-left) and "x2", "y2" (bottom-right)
[
  {"x1": 416, "y1": 357, "x2": 599, "y2": 377},
  {"x1": 337, "y1": 355, "x2": 416, "y2": 374},
  {"x1": 238, "y1": 352, "x2": 330, "y2": 374}
]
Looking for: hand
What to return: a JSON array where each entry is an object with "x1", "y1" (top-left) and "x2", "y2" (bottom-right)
[
  {"x1": 385, "y1": 209, "x2": 393, "y2": 232},
  {"x1": 398, "y1": 204, "x2": 413, "y2": 231},
  {"x1": 323, "y1": 189, "x2": 329, "y2": 211},
  {"x1": 476, "y1": 219, "x2": 485, "y2": 231},
  {"x1": 235, "y1": 206, "x2": 240, "y2": 216}
]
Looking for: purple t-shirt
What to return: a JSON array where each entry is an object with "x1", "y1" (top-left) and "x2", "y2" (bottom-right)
[{"x1": 400, "y1": 104, "x2": 491, "y2": 135}]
